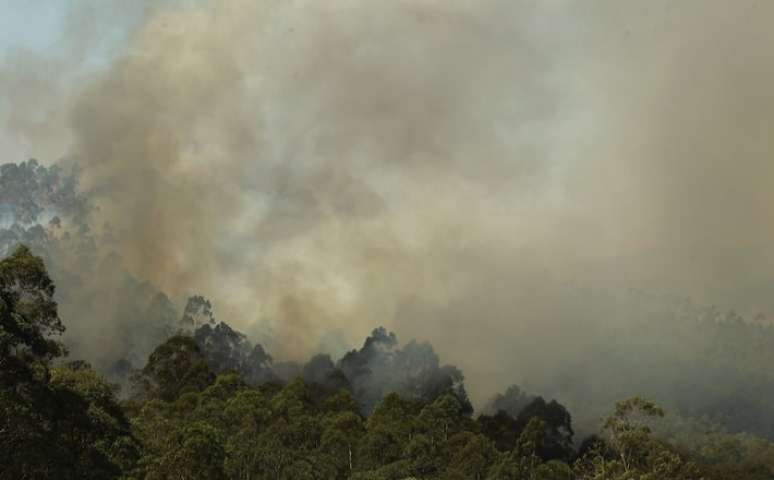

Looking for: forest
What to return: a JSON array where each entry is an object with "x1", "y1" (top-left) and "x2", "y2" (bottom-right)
[
  {"x1": 4, "y1": 1, "x2": 774, "y2": 478},
  {"x1": 3, "y1": 242, "x2": 774, "y2": 479}
]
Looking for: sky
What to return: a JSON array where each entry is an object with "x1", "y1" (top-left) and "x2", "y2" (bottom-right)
[
  {"x1": 0, "y1": 0, "x2": 146, "y2": 161},
  {"x1": 0, "y1": 1, "x2": 65, "y2": 53},
  {"x1": 0, "y1": 1, "x2": 66, "y2": 162}
]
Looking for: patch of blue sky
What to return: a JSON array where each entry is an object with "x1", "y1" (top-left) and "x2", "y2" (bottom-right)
[{"x1": 0, "y1": 1, "x2": 68, "y2": 54}]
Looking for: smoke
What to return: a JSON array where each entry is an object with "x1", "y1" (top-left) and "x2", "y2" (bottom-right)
[
  {"x1": 3, "y1": 0, "x2": 774, "y2": 428},
  {"x1": 338, "y1": 326, "x2": 470, "y2": 414},
  {"x1": 0, "y1": 159, "x2": 180, "y2": 375}
]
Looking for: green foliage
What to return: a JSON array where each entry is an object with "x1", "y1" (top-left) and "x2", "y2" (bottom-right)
[
  {"x1": 603, "y1": 397, "x2": 665, "y2": 473},
  {"x1": 2, "y1": 245, "x2": 769, "y2": 479},
  {"x1": 0, "y1": 244, "x2": 64, "y2": 361},
  {"x1": 50, "y1": 362, "x2": 141, "y2": 474},
  {"x1": 572, "y1": 397, "x2": 706, "y2": 480},
  {"x1": 517, "y1": 398, "x2": 575, "y2": 461},
  {"x1": 132, "y1": 335, "x2": 215, "y2": 402},
  {"x1": 0, "y1": 246, "x2": 138, "y2": 479}
]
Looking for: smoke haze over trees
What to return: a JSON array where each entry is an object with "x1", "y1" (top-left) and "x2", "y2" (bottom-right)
[
  {"x1": 3, "y1": 247, "x2": 774, "y2": 478},
  {"x1": 3, "y1": 0, "x2": 774, "y2": 477},
  {"x1": 4, "y1": 158, "x2": 774, "y2": 440}
]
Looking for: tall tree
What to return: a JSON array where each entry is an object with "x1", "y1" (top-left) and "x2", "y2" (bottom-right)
[
  {"x1": 0, "y1": 246, "x2": 137, "y2": 479},
  {"x1": 132, "y1": 335, "x2": 215, "y2": 402}
]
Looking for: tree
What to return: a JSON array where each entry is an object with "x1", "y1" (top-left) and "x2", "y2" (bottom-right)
[
  {"x1": 574, "y1": 397, "x2": 700, "y2": 480},
  {"x1": 322, "y1": 410, "x2": 366, "y2": 477},
  {"x1": 49, "y1": 362, "x2": 140, "y2": 477},
  {"x1": 0, "y1": 246, "x2": 137, "y2": 478},
  {"x1": 516, "y1": 397, "x2": 575, "y2": 461},
  {"x1": 418, "y1": 393, "x2": 464, "y2": 445},
  {"x1": 132, "y1": 335, "x2": 215, "y2": 402},
  {"x1": 478, "y1": 409, "x2": 521, "y2": 452},
  {"x1": 0, "y1": 246, "x2": 66, "y2": 477},
  {"x1": 446, "y1": 432, "x2": 498, "y2": 480},
  {"x1": 486, "y1": 385, "x2": 536, "y2": 417},
  {"x1": 140, "y1": 421, "x2": 226, "y2": 480},
  {"x1": 0, "y1": 244, "x2": 64, "y2": 363},
  {"x1": 603, "y1": 396, "x2": 665, "y2": 473},
  {"x1": 486, "y1": 418, "x2": 548, "y2": 480},
  {"x1": 222, "y1": 389, "x2": 271, "y2": 479},
  {"x1": 361, "y1": 393, "x2": 422, "y2": 469}
]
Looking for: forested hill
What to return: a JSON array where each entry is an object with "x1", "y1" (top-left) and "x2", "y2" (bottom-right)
[
  {"x1": 6, "y1": 159, "x2": 774, "y2": 444},
  {"x1": 3, "y1": 245, "x2": 774, "y2": 479}
]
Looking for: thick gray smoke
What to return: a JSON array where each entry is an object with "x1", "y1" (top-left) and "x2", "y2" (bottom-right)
[
  {"x1": 3, "y1": 0, "x2": 774, "y2": 431},
  {"x1": 0, "y1": 160, "x2": 179, "y2": 376}
]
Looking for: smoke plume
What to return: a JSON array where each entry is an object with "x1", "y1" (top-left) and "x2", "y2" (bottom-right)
[{"x1": 3, "y1": 0, "x2": 774, "y2": 430}]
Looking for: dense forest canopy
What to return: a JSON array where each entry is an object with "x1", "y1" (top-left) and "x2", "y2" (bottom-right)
[{"x1": 3, "y1": 245, "x2": 774, "y2": 479}]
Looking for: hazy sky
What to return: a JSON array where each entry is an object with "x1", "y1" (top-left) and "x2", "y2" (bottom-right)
[
  {"x1": 0, "y1": 1, "x2": 65, "y2": 160},
  {"x1": 0, "y1": 1, "x2": 65, "y2": 53},
  {"x1": 3, "y1": 0, "x2": 774, "y2": 411}
]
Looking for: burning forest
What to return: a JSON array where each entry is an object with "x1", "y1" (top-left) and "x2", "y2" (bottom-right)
[{"x1": 3, "y1": 1, "x2": 774, "y2": 479}]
